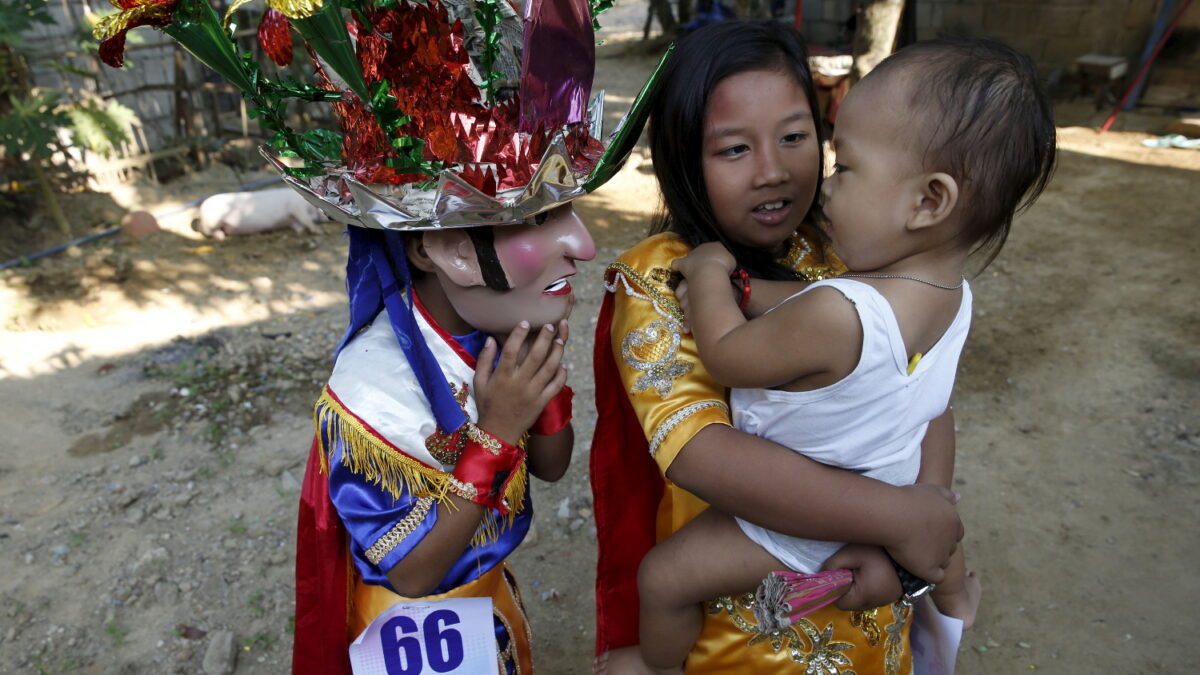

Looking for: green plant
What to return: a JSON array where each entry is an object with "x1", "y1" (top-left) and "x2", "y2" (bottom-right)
[
  {"x1": 0, "y1": 91, "x2": 135, "y2": 238},
  {"x1": 242, "y1": 632, "x2": 275, "y2": 651},
  {"x1": 0, "y1": 0, "x2": 136, "y2": 239},
  {"x1": 204, "y1": 421, "x2": 226, "y2": 446},
  {"x1": 227, "y1": 517, "x2": 247, "y2": 535},
  {"x1": 246, "y1": 588, "x2": 266, "y2": 617},
  {"x1": 0, "y1": 0, "x2": 54, "y2": 103},
  {"x1": 104, "y1": 621, "x2": 129, "y2": 647}
]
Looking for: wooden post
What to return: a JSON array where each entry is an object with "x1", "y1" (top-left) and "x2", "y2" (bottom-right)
[{"x1": 850, "y1": 0, "x2": 905, "y2": 84}]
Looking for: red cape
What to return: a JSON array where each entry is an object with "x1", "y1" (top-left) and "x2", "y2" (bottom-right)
[
  {"x1": 589, "y1": 291, "x2": 666, "y2": 655},
  {"x1": 293, "y1": 438, "x2": 353, "y2": 674}
]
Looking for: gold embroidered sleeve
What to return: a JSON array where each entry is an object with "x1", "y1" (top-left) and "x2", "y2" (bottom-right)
[
  {"x1": 607, "y1": 239, "x2": 732, "y2": 474},
  {"x1": 364, "y1": 496, "x2": 436, "y2": 565}
]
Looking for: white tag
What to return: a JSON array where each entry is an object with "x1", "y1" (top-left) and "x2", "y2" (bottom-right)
[
  {"x1": 910, "y1": 596, "x2": 964, "y2": 675},
  {"x1": 349, "y1": 597, "x2": 499, "y2": 675}
]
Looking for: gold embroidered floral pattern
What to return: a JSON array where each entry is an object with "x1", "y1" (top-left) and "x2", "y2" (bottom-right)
[
  {"x1": 364, "y1": 496, "x2": 435, "y2": 564},
  {"x1": 705, "y1": 594, "x2": 912, "y2": 674},
  {"x1": 707, "y1": 594, "x2": 856, "y2": 673},
  {"x1": 622, "y1": 319, "x2": 693, "y2": 398},
  {"x1": 425, "y1": 381, "x2": 471, "y2": 464},
  {"x1": 882, "y1": 603, "x2": 911, "y2": 675},
  {"x1": 850, "y1": 608, "x2": 881, "y2": 647}
]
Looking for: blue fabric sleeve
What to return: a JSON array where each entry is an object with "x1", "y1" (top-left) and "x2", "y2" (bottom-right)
[{"x1": 328, "y1": 441, "x2": 438, "y2": 586}]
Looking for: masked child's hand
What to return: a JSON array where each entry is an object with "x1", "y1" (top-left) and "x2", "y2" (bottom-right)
[
  {"x1": 823, "y1": 544, "x2": 903, "y2": 610},
  {"x1": 886, "y1": 483, "x2": 962, "y2": 585},
  {"x1": 473, "y1": 321, "x2": 568, "y2": 445},
  {"x1": 672, "y1": 241, "x2": 736, "y2": 279}
]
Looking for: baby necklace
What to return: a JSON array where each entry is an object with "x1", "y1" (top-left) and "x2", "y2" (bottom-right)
[{"x1": 840, "y1": 273, "x2": 965, "y2": 291}]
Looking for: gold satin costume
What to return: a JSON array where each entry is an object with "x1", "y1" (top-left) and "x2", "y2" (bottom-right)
[{"x1": 605, "y1": 229, "x2": 913, "y2": 674}]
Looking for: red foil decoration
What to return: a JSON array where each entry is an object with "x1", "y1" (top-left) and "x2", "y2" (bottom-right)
[
  {"x1": 314, "y1": 0, "x2": 601, "y2": 197},
  {"x1": 98, "y1": 0, "x2": 179, "y2": 68},
  {"x1": 258, "y1": 9, "x2": 293, "y2": 67}
]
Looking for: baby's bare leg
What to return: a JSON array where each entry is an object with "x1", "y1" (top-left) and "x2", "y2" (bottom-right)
[
  {"x1": 638, "y1": 507, "x2": 785, "y2": 674},
  {"x1": 929, "y1": 543, "x2": 981, "y2": 628}
]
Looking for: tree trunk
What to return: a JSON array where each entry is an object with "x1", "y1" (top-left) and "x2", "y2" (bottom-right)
[
  {"x1": 851, "y1": 0, "x2": 905, "y2": 83},
  {"x1": 30, "y1": 158, "x2": 72, "y2": 240},
  {"x1": 676, "y1": 0, "x2": 692, "y2": 27},
  {"x1": 644, "y1": 0, "x2": 677, "y2": 38}
]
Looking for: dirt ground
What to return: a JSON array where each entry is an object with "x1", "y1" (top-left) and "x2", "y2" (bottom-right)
[{"x1": 2, "y1": 18, "x2": 1199, "y2": 675}]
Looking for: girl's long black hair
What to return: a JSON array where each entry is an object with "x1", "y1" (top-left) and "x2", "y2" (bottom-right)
[{"x1": 648, "y1": 20, "x2": 825, "y2": 280}]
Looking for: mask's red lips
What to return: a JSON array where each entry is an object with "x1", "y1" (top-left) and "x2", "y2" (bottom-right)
[{"x1": 543, "y1": 276, "x2": 572, "y2": 296}]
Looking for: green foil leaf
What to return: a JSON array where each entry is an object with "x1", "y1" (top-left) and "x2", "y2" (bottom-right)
[{"x1": 584, "y1": 43, "x2": 674, "y2": 193}]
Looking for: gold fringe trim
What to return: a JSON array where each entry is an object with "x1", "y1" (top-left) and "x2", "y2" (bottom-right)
[{"x1": 313, "y1": 387, "x2": 527, "y2": 546}]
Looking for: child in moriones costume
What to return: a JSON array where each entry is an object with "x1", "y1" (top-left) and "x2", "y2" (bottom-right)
[{"x1": 95, "y1": 0, "x2": 661, "y2": 672}]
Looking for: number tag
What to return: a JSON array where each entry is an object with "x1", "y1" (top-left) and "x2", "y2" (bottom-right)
[{"x1": 349, "y1": 597, "x2": 498, "y2": 675}]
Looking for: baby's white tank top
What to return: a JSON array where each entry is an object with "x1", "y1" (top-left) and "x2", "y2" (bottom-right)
[{"x1": 732, "y1": 277, "x2": 973, "y2": 573}]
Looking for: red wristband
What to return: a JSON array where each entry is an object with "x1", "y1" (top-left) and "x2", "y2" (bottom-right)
[
  {"x1": 529, "y1": 385, "x2": 573, "y2": 436},
  {"x1": 731, "y1": 268, "x2": 751, "y2": 312},
  {"x1": 448, "y1": 423, "x2": 526, "y2": 514}
]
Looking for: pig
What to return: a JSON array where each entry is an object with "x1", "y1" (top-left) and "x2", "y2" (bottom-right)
[{"x1": 191, "y1": 187, "x2": 327, "y2": 239}]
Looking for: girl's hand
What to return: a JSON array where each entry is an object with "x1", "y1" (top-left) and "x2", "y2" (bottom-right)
[
  {"x1": 823, "y1": 544, "x2": 903, "y2": 610},
  {"x1": 886, "y1": 484, "x2": 962, "y2": 584},
  {"x1": 672, "y1": 241, "x2": 736, "y2": 279},
  {"x1": 473, "y1": 321, "x2": 568, "y2": 445},
  {"x1": 673, "y1": 279, "x2": 693, "y2": 332}
]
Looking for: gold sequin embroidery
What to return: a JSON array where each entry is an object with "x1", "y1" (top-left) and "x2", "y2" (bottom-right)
[
  {"x1": 778, "y1": 232, "x2": 844, "y2": 282},
  {"x1": 465, "y1": 422, "x2": 505, "y2": 455},
  {"x1": 850, "y1": 608, "x2": 882, "y2": 647},
  {"x1": 364, "y1": 496, "x2": 435, "y2": 565},
  {"x1": 707, "y1": 593, "x2": 911, "y2": 674},
  {"x1": 707, "y1": 594, "x2": 855, "y2": 671},
  {"x1": 622, "y1": 319, "x2": 693, "y2": 398},
  {"x1": 882, "y1": 603, "x2": 911, "y2": 675},
  {"x1": 606, "y1": 262, "x2": 686, "y2": 324},
  {"x1": 608, "y1": 266, "x2": 695, "y2": 399},
  {"x1": 425, "y1": 382, "x2": 471, "y2": 465}
]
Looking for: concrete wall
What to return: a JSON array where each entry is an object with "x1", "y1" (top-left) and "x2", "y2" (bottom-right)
[{"x1": 799, "y1": 0, "x2": 1186, "y2": 75}]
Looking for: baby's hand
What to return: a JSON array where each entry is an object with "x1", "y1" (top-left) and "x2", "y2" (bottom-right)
[
  {"x1": 473, "y1": 321, "x2": 568, "y2": 445},
  {"x1": 672, "y1": 241, "x2": 736, "y2": 279},
  {"x1": 886, "y1": 484, "x2": 962, "y2": 585},
  {"x1": 824, "y1": 544, "x2": 903, "y2": 610}
]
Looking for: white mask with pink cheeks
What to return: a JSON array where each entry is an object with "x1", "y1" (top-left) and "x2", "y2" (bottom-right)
[{"x1": 424, "y1": 205, "x2": 596, "y2": 336}]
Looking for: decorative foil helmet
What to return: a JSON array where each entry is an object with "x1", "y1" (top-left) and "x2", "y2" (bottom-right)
[
  {"x1": 94, "y1": 0, "x2": 662, "y2": 231},
  {"x1": 95, "y1": 0, "x2": 668, "y2": 434}
]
